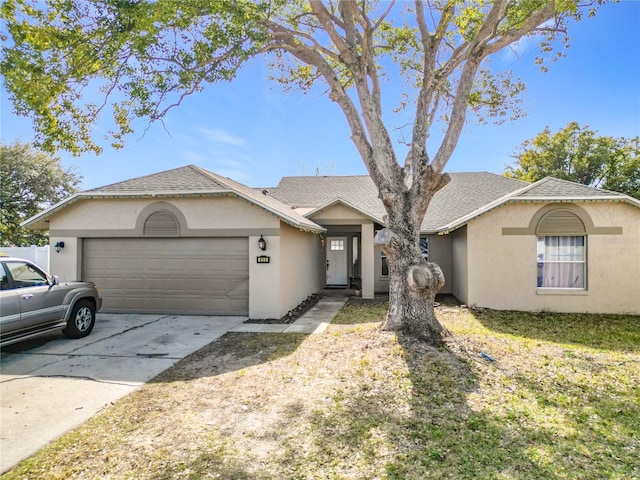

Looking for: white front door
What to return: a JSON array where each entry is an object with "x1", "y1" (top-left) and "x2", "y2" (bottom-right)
[{"x1": 326, "y1": 237, "x2": 348, "y2": 285}]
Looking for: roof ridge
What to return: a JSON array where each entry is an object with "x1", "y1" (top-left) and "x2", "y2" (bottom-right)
[
  {"x1": 517, "y1": 176, "x2": 626, "y2": 197},
  {"x1": 279, "y1": 174, "x2": 372, "y2": 179},
  {"x1": 86, "y1": 165, "x2": 197, "y2": 192},
  {"x1": 540, "y1": 176, "x2": 625, "y2": 196}
]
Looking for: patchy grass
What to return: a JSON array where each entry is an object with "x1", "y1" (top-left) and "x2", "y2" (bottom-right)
[{"x1": 3, "y1": 303, "x2": 639, "y2": 480}]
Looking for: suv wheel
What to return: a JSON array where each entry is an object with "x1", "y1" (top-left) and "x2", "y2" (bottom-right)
[{"x1": 62, "y1": 300, "x2": 96, "y2": 339}]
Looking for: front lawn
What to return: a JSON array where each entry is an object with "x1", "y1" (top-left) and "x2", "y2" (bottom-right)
[{"x1": 4, "y1": 302, "x2": 639, "y2": 479}]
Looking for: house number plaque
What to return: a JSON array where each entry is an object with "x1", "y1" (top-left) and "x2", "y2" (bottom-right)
[{"x1": 256, "y1": 255, "x2": 270, "y2": 264}]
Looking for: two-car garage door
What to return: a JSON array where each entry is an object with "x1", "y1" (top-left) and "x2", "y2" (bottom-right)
[{"x1": 83, "y1": 238, "x2": 249, "y2": 315}]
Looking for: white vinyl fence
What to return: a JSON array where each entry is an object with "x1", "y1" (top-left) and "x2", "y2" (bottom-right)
[{"x1": 0, "y1": 245, "x2": 50, "y2": 271}]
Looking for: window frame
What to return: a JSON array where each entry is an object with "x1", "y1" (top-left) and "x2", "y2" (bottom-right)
[
  {"x1": 379, "y1": 237, "x2": 429, "y2": 278},
  {"x1": 536, "y1": 235, "x2": 587, "y2": 291}
]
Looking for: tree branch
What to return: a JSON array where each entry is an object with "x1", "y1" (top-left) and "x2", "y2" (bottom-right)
[{"x1": 266, "y1": 22, "x2": 378, "y2": 180}]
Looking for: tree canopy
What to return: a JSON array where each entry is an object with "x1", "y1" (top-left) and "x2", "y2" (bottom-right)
[
  {"x1": 505, "y1": 122, "x2": 640, "y2": 199},
  {"x1": 0, "y1": 141, "x2": 82, "y2": 246},
  {"x1": 1, "y1": 0, "x2": 609, "y2": 343}
]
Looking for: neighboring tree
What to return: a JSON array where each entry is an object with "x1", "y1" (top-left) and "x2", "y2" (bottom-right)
[
  {"x1": 0, "y1": 141, "x2": 82, "y2": 246},
  {"x1": 1, "y1": 1, "x2": 607, "y2": 344},
  {"x1": 505, "y1": 122, "x2": 640, "y2": 199}
]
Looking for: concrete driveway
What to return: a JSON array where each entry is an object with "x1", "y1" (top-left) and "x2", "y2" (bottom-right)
[{"x1": 0, "y1": 313, "x2": 246, "y2": 474}]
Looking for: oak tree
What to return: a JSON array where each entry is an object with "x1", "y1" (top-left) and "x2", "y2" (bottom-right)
[
  {"x1": 505, "y1": 122, "x2": 640, "y2": 199},
  {"x1": 1, "y1": 0, "x2": 608, "y2": 344},
  {"x1": 0, "y1": 141, "x2": 82, "y2": 246}
]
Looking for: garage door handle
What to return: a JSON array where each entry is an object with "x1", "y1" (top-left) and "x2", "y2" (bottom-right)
[{"x1": 21, "y1": 294, "x2": 34, "y2": 300}]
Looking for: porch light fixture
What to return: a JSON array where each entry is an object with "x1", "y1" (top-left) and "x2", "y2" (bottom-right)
[
  {"x1": 258, "y1": 235, "x2": 267, "y2": 251},
  {"x1": 54, "y1": 241, "x2": 65, "y2": 253}
]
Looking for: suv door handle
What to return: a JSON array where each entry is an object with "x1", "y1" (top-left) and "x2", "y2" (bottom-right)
[{"x1": 21, "y1": 294, "x2": 34, "y2": 300}]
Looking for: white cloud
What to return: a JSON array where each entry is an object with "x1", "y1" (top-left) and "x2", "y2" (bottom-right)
[{"x1": 198, "y1": 127, "x2": 246, "y2": 147}]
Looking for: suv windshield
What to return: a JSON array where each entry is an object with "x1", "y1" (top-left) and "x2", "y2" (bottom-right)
[{"x1": 5, "y1": 261, "x2": 49, "y2": 288}]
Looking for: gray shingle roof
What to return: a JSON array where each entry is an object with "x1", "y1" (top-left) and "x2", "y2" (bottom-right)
[
  {"x1": 27, "y1": 166, "x2": 637, "y2": 234},
  {"x1": 424, "y1": 172, "x2": 528, "y2": 231},
  {"x1": 514, "y1": 177, "x2": 627, "y2": 198},
  {"x1": 86, "y1": 165, "x2": 227, "y2": 193},
  {"x1": 268, "y1": 175, "x2": 385, "y2": 221},
  {"x1": 268, "y1": 172, "x2": 528, "y2": 233},
  {"x1": 25, "y1": 165, "x2": 325, "y2": 233}
]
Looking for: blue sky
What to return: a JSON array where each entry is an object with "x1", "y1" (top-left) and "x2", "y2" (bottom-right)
[{"x1": 1, "y1": 1, "x2": 639, "y2": 190}]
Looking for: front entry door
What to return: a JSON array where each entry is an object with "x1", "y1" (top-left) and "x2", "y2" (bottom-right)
[{"x1": 326, "y1": 237, "x2": 348, "y2": 285}]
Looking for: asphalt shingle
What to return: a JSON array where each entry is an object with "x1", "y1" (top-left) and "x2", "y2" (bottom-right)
[
  {"x1": 515, "y1": 177, "x2": 626, "y2": 198},
  {"x1": 87, "y1": 165, "x2": 227, "y2": 193},
  {"x1": 268, "y1": 172, "x2": 528, "y2": 233}
]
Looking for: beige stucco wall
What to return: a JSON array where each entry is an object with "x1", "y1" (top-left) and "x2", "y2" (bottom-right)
[
  {"x1": 311, "y1": 203, "x2": 371, "y2": 223},
  {"x1": 50, "y1": 197, "x2": 280, "y2": 231},
  {"x1": 427, "y1": 234, "x2": 452, "y2": 295},
  {"x1": 466, "y1": 202, "x2": 640, "y2": 314},
  {"x1": 278, "y1": 223, "x2": 324, "y2": 318},
  {"x1": 451, "y1": 227, "x2": 469, "y2": 304},
  {"x1": 48, "y1": 237, "x2": 82, "y2": 283},
  {"x1": 249, "y1": 234, "x2": 281, "y2": 319},
  {"x1": 361, "y1": 223, "x2": 375, "y2": 298}
]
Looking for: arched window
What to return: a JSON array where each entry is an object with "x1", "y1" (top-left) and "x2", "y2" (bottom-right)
[
  {"x1": 143, "y1": 210, "x2": 179, "y2": 237},
  {"x1": 536, "y1": 209, "x2": 586, "y2": 289}
]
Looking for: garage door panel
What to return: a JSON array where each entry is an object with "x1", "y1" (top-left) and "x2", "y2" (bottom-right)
[
  {"x1": 228, "y1": 279, "x2": 249, "y2": 298},
  {"x1": 83, "y1": 238, "x2": 249, "y2": 315}
]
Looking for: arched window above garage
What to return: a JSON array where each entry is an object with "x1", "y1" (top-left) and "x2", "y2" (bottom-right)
[{"x1": 143, "y1": 210, "x2": 179, "y2": 236}]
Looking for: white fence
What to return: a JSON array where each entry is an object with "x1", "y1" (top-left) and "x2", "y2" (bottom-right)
[{"x1": 0, "y1": 245, "x2": 50, "y2": 271}]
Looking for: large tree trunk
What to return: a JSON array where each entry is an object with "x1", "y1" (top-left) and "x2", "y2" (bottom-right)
[{"x1": 374, "y1": 184, "x2": 447, "y2": 346}]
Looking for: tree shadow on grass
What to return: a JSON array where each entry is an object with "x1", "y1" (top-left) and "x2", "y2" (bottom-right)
[
  {"x1": 473, "y1": 309, "x2": 640, "y2": 352},
  {"x1": 268, "y1": 333, "x2": 565, "y2": 479},
  {"x1": 150, "y1": 332, "x2": 309, "y2": 383},
  {"x1": 333, "y1": 295, "x2": 459, "y2": 326},
  {"x1": 272, "y1": 329, "x2": 639, "y2": 479}
]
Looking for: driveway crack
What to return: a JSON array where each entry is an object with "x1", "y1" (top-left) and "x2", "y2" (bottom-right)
[
  {"x1": 0, "y1": 374, "x2": 139, "y2": 387},
  {"x1": 60, "y1": 315, "x2": 174, "y2": 354}
]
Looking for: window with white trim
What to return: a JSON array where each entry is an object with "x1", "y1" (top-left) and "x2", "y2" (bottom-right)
[
  {"x1": 535, "y1": 209, "x2": 587, "y2": 289},
  {"x1": 536, "y1": 236, "x2": 586, "y2": 288}
]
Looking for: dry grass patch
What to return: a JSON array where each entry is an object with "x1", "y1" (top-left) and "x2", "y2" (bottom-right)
[{"x1": 3, "y1": 302, "x2": 639, "y2": 479}]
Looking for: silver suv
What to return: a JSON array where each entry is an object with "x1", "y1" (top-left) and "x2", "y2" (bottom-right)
[{"x1": 0, "y1": 257, "x2": 102, "y2": 347}]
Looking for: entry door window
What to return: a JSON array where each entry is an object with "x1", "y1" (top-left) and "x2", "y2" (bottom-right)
[{"x1": 330, "y1": 239, "x2": 344, "y2": 251}]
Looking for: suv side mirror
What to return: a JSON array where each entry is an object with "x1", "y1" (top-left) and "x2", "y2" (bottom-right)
[{"x1": 50, "y1": 275, "x2": 60, "y2": 286}]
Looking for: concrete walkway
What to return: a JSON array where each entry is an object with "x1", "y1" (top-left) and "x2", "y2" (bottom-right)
[{"x1": 230, "y1": 296, "x2": 348, "y2": 334}]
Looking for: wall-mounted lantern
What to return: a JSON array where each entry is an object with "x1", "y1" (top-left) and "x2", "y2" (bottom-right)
[
  {"x1": 54, "y1": 241, "x2": 65, "y2": 253},
  {"x1": 258, "y1": 235, "x2": 267, "y2": 251}
]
